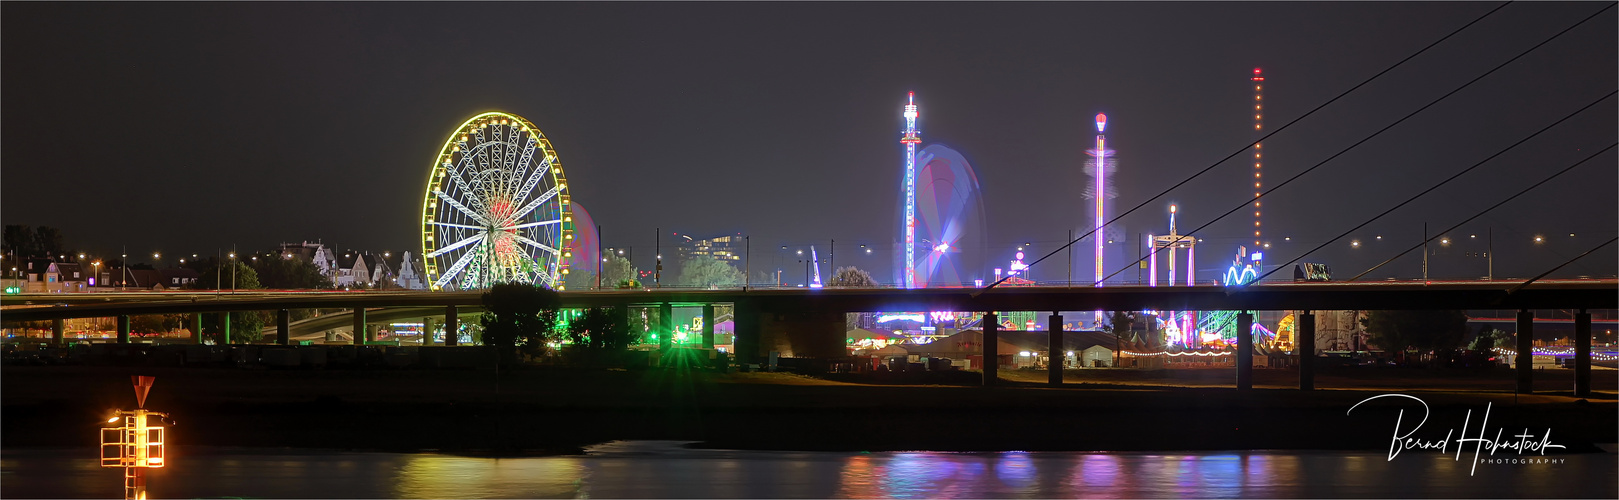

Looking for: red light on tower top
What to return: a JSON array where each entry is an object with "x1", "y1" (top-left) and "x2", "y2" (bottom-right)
[
  {"x1": 1095, "y1": 113, "x2": 1107, "y2": 133},
  {"x1": 1252, "y1": 67, "x2": 1264, "y2": 81}
]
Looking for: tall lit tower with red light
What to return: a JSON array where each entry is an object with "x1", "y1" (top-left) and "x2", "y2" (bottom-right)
[
  {"x1": 1251, "y1": 68, "x2": 1265, "y2": 260},
  {"x1": 1083, "y1": 112, "x2": 1120, "y2": 324},
  {"x1": 900, "y1": 92, "x2": 921, "y2": 288},
  {"x1": 1092, "y1": 113, "x2": 1108, "y2": 289}
]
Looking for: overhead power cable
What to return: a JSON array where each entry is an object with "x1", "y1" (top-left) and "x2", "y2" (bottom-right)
[
  {"x1": 1505, "y1": 237, "x2": 1618, "y2": 295},
  {"x1": 975, "y1": 1, "x2": 1514, "y2": 295},
  {"x1": 1346, "y1": 142, "x2": 1617, "y2": 282},
  {"x1": 1254, "y1": 91, "x2": 1616, "y2": 283},
  {"x1": 1092, "y1": 1, "x2": 1615, "y2": 288}
]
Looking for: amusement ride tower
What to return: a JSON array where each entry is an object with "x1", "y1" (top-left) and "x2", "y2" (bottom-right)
[
  {"x1": 1251, "y1": 68, "x2": 1265, "y2": 271},
  {"x1": 900, "y1": 92, "x2": 921, "y2": 288},
  {"x1": 1084, "y1": 113, "x2": 1120, "y2": 324},
  {"x1": 1150, "y1": 204, "x2": 1196, "y2": 288}
]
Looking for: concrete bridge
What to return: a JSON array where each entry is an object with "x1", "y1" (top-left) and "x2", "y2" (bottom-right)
[{"x1": 4, "y1": 279, "x2": 1614, "y2": 396}]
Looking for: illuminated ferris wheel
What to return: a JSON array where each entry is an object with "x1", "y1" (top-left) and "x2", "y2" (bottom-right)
[{"x1": 420, "y1": 112, "x2": 574, "y2": 291}]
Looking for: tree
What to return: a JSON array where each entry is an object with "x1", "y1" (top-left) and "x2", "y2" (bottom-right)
[
  {"x1": 251, "y1": 256, "x2": 332, "y2": 289},
  {"x1": 1469, "y1": 326, "x2": 1505, "y2": 351},
  {"x1": 566, "y1": 306, "x2": 633, "y2": 364},
  {"x1": 479, "y1": 282, "x2": 562, "y2": 363},
  {"x1": 828, "y1": 266, "x2": 877, "y2": 288},
  {"x1": 1102, "y1": 311, "x2": 1137, "y2": 367},
  {"x1": 1360, "y1": 310, "x2": 1468, "y2": 365},
  {"x1": 130, "y1": 314, "x2": 183, "y2": 337},
  {"x1": 3, "y1": 225, "x2": 31, "y2": 257},
  {"x1": 31, "y1": 227, "x2": 64, "y2": 258},
  {"x1": 200, "y1": 311, "x2": 266, "y2": 344},
  {"x1": 191, "y1": 260, "x2": 262, "y2": 291},
  {"x1": 750, "y1": 269, "x2": 779, "y2": 287},
  {"x1": 677, "y1": 256, "x2": 742, "y2": 288},
  {"x1": 0, "y1": 225, "x2": 64, "y2": 258},
  {"x1": 600, "y1": 254, "x2": 639, "y2": 289},
  {"x1": 564, "y1": 269, "x2": 598, "y2": 291}
]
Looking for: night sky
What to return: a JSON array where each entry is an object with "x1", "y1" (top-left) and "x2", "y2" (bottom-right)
[{"x1": 4, "y1": 2, "x2": 1614, "y2": 283}]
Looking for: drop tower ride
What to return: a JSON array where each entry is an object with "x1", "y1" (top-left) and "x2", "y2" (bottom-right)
[{"x1": 900, "y1": 92, "x2": 921, "y2": 288}]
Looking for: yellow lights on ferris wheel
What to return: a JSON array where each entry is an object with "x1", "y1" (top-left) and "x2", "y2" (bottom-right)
[{"x1": 420, "y1": 111, "x2": 574, "y2": 291}]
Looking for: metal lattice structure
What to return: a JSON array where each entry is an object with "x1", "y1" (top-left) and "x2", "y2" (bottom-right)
[{"x1": 420, "y1": 112, "x2": 574, "y2": 291}]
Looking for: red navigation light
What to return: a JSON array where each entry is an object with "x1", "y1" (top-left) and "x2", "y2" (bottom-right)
[{"x1": 1095, "y1": 113, "x2": 1107, "y2": 133}]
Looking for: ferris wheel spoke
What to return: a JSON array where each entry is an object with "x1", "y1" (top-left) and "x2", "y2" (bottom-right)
[
  {"x1": 432, "y1": 236, "x2": 487, "y2": 288},
  {"x1": 472, "y1": 129, "x2": 492, "y2": 171},
  {"x1": 491, "y1": 125, "x2": 504, "y2": 156},
  {"x1": 512, "y1": 137, "x2": 537, "y2": 187},
  {"x1": 508, "y1": 156, "x2": 554, "y2": 210},
  {"x1": 440, "y1": 166, "x2": 494, "y2": 220},
  {"x1": 505, "y1": 184, "x2": 560, "y2": 225},
  {"x1": 500, "y1": 218, "x2": 562, "y2": 231},
  {"x1": 502, "y1": 136, "x2": 520, "y2": 173},
  {"x1": 430, "y1": 221, "x2": 486, "y2": 230},
  {"x1": 426, "y1": 231, "x2": 487, "y2": 259},
  {"x1": 507, "y1": 138, "x2": 537, "y2": 202},
  {"x1": 433, "y1": 190, "x2": 495, "y2": 227},
  {"x1": 509, "y1": 233, "x2": 561, "y2": 256}
]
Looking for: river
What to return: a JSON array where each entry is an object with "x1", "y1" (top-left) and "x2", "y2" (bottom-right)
[{"x1": 3, "y1": 441, "x2": 1613, "y2": 498}]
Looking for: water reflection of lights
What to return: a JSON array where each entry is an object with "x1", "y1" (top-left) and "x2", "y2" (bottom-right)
[
  {"x1": 396, "y1": 454, "x2": 587, "y2": 498},
  {"x1": 6, "y1": 448, "x2": 1615, "y2": 498},
  {"x1": 1073, "y1": 454, "x2": 1121, "y2": 489},
  {"x1": 994, "y1": 451, "x2": 1035, "y2": 490}
]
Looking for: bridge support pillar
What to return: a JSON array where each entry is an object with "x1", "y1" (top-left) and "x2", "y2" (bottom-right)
[
  {"x1": 117, "y1": 315, "x2": 130, "y2": 344},
  {"x1": 193, "y1": 313, "x2": 204, "y2": 345},
  {"x1": 277, "y1": 309, "x2": 291, "y2": 345},
  {"x1": 702, "y1": 304, "x2": 715, "y2": 349},
  {"x1": 1575, "y1": 310, "x2": 1591, "y2": 398},
  {"x1": 1516, "y1": 309, "x2": 1533, "y2": 394},
  {"x1": 221, "y1": 312, "x2": 231, "y2": 345},
  {"x1": 1048, "y1": 313, "x2": 1063, "y2": 385},
  {"x1": 1237, "y1": 312, "x2": 1253, "y2": 390},
  {"x1": 734, "y1": 300, "x2": 760, "y2": 366},
  {"x1": 1299, "y1": 311, "x2": 1315, "y2": 391},
  {"x1": 423, "y1": 317, "x2": 436, "y2": 346},
  {"x1": 983, "y1": 312, "x2": 998, "y2": 386},
  {"x1": 659, "y1": 303, "x2": 673, "y2": 351},
  {"x1": 353, "y1": 308, "x2": 368, "y2": 346},
  {"x1": 51, "y1": 318, "x2": 64, "y2": 347},
  {"x1": 444, "y1": 305, "x2": 458, "y2": 346}
]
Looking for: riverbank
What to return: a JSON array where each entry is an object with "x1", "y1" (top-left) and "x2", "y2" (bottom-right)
[{"x1": 3, "y1": 366, "x2": 1613, "y2": 454}]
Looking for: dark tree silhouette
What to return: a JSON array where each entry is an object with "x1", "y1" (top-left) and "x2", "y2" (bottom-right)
[{"x1": 479, "y1": 282, "x2": 562, "y2": 363}]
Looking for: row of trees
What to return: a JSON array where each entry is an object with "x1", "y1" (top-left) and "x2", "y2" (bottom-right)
[
  {"x1": 479, "y1": 282, "x2": 642, "y2": 365},
  {"x1": 567, "y1": 253, "x2": 880, "y2": 290},
  {"x1": 2, "y1": 225, "x2": 65, "y2": 259}
]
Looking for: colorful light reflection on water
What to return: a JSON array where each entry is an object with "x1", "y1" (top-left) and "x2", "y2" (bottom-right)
[{"x1": 2, "y1": 443, "x2": 1612, "y2": 499}]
